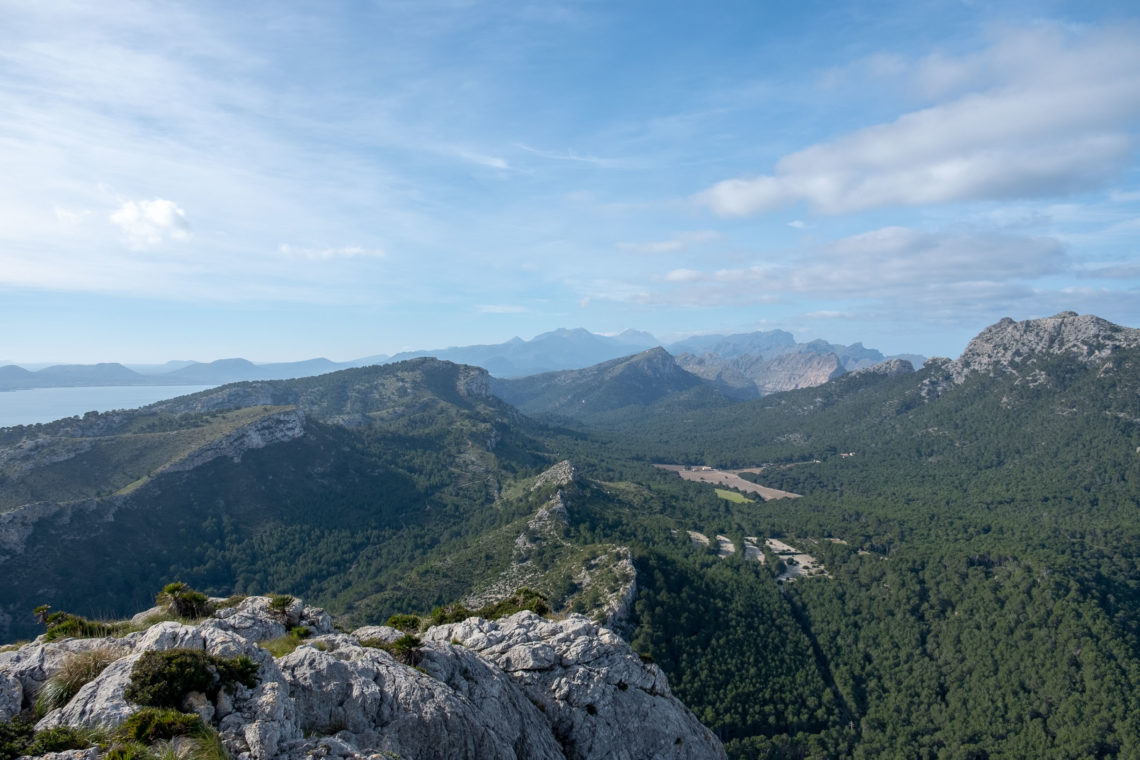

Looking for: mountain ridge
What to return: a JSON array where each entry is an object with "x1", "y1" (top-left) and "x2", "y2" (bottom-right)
[{"x1": 0, "y1": 327, "x2": 919, "y2": 391}]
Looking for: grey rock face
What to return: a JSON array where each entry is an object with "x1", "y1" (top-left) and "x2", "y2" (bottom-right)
[
  {"x1": 35, "y1": 653, "x2": 142, "y2": 730},
  {"x1": 157, "y1": 410, "x2": 305, "y2": 474},
  {"x1": 0, "y1": 637, "x2": 132, "y2": 720},
  {"x1": 0, "y1": 668, "x2": 21, "y2": 722},
  {"x1": 677, "y1": 350, "x2": 849, "y2": 397},
  {"x1": 425, "y1": 612, "x2": 726, "y2": 760},
  {"x1": 947, "y1": 312, "x2": 1140, "y2": 383},
  {"x1": 3, "y1": 597, "x2": 725, "y2": 760},
  {"x1": 851, "y1": 358, "x2": 915, "y2": 378}
]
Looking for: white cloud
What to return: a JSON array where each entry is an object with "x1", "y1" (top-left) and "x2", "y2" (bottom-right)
[
  {"x1": 618, "y1": 230, "x2": 719, "y2": 254},
  {"x1": 53, "y1": 207, "x2": 91, "y2": 226},
  {"x1": 278, "y1": 244, "x2": 384, "y2": 260},
  {"x1": 699, "y1": 26, "x2": 1140, "y2": 216},
  {"x1": 634, "y1": 226, "x2": 1066, "y2": 309},
  {"x1": 109, "y1": 199, "x2": 190, "y2": 247},
  {"x1": 788, "y1": 220, "x2": 806, "y2": 229}
]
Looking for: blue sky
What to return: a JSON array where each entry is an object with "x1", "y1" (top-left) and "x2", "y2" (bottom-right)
[{"x1": 2, "y1": 1, "x2": 1139, "y2": 364}]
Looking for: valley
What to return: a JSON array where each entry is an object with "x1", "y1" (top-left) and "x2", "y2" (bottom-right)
[{"x1": 2, "y1": 312, "x2": 1140, "y2": 759}]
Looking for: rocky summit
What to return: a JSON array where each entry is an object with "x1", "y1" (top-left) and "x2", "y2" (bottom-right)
[
  {"x1": 946, "y1": 311, "x2": 1140, "y2": 383},
  {"x1": 0, "y1": 595, "x2": 725, "y2": 760}
]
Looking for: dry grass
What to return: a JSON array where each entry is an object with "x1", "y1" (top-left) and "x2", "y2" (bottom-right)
[{"x1": 36, "y1": 646, "x2": 121, "y2": 714}]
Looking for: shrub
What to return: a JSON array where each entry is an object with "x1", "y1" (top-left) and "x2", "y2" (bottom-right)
[
  {"x1": 386, "y1": 614, "x2": 421, "y2": 632},
  {"x1": 361, "y1": 634, "x2": 423, "y2": 666},
  {"x1": 117, "y1": 708, "x2": 202, "y2": 743},
  {"x1": 476, "y1": 588, "x2": 550, "y2": 620},
  {"x1": 125, "y1": 649, "x2": 259, "y2": 708},
  {"x1": 25, "y1": 725, "x2": 99, "y2": 755},
  {"x1": 156, "y1": 583, "x2": 213, "y2": 619},
  {"x1": 384, "y1": 634, "x2": 423, "y2": 666},
  {"x1": 267, "y1": 595, "x2": 294, "y2": 619},
  {"x1": 428, "y1": 603, "x2": 472, "y2": 626},
  {"x1": 0, "y1": 717, "x2": 34, "y2": 760},
  {"x1": 36, "y1": 646, "x2": 120, "y2": 714},
  {"x1": 41, "y1": 611, "x2": 127, "y2": 642},
  {"x1": 104, "y1": 742, "x2": 154, "y2": 760}
]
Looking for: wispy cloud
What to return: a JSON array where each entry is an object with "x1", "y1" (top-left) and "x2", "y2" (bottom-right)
[
  {"x1": 617, "y1": 230, "x2": 719, "y2": 254},
  {"x1": 516, "y1": 143, "x2": 631, "y2": 169},
  {"x1": 698, "y1": 26, "x2": 1140, "y2": 216},
  {"x1": 624, "y1": 226, "x2": 1068, "y2": 311},
  {"x1": 278, "y1": 244, "x2": 384, "y2": 261}
]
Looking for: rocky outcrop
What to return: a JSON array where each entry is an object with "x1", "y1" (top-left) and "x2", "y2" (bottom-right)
[
  {"x1": 851, "y1": 358, "x2": 915, "y2": 378},
  {"x1": 943, "y1": 312, "x2": 1140, "y2": 384},
  {"x1": 1, "y1": 596, "x2": 724, "y2": 760},
  {"x1": 531, "y1": 460, "x2": 576, "y2": 491},
  {"x1": 677, "y1": 348, "x2": 905, "y2": 397},
  {"x1": 158, "y1": 410, "x2": 305, "y2": 474},
  {"x1": 424, "y1": 612, "x2": 724, "y2": 760}
]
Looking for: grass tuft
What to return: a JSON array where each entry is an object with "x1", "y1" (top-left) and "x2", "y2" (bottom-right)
[{"x1": 35, "y1": 646, "x2": 120, "y2": 714}]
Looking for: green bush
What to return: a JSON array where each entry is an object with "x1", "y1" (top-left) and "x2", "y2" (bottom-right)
[
  {"x1": 267, "y1": 595, "x2": 294, "y2": 619},
  {"x1": 103, "y1": 742, "x2": 153, "y2": 760},
  {"x1": 25, "y1": 726, "x2": 99, "y2": 755},
  {"x1": 476, "y1": 588, "x2": 550, "y2": 620},
  {"x1": 35, "y1": 647, "x2": 119, "y2": 714},
  {"x1": 385, "y1": 613, "x2": 421, "y2": 632},
  {"x1": 116, "y1": 708, "x2": 203, "y2": 743},
  {"x1": 428, "y1": 603, "x2": 472, "y2": 626},
  {"x1": 125, "y1": 649, "x2": 259, "y2": 708},
  {"x1": 0, "y1": 717, "x2": 35, "y2": 760},
  {"x1": 360, "y1": 634, "x2": 423, "y2": 666},
  {"x1": 156, "y1": 583, "x2": 213, "y2": 619},
  {"x1": 425, "y1": 590, "x2": 551, "y2": 627}
]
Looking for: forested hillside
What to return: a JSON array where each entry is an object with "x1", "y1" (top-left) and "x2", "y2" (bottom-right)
[{"x1": 3, "y1": 315, "x2": 1140, "y2": 758}]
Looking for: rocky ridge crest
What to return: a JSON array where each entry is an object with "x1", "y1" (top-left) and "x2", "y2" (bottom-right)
[
  {"x1": 942, "y1": 312, "x2": 1140, "y2": 384},
  {"x1": 0, "y1": 596, "x2": 724, "y2": 760}
]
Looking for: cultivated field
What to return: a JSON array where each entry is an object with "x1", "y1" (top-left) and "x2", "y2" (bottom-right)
[{"x1": 655, "y1": 464, "x2": 801, "y2": 500}]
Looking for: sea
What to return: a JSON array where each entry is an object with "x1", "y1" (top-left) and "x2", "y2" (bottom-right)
[{"x1": 0, "y1": 385, "x2": 216, "y2": 428}]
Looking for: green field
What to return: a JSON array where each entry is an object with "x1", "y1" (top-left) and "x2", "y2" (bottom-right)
[{"x1": 714, "y1": 488, "x2": 753, "y2": 503}]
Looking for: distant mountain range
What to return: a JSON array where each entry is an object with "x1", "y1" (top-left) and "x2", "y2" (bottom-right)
[{"x1": 0, "y1": 327, "x2": 922, "y2": 393}]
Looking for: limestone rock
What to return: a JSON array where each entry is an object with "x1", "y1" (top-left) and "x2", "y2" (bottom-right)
[
  {"x1": 3, "y1": 596, "x2": 725, "y2": 760},
  {"x1": 0, "y1": 668, "x2": 21, "y2": 722},
  {"x1": 277, "y1": 640, "x2": 562, "y2": 760},
  {"x1": 947, "y1": 312, "x2": 1140, "y2": 384},
  {"x1": 851, "y1": 358, "x2": 914, "y2": 378},
  {"x1": 35, "y1": 652, "x2": 141, "y2": 730},
  {"x1": 0, "y1": 637, "x2": 131, "y2": 717},
  {"x1": 157, "y1": 410, "x2": 305, "y2": 474},
  {"x1": 425, "y1": 612, "x2": 726, "y2": 760}
]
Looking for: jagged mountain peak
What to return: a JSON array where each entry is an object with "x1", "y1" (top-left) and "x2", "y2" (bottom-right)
[{"x1": 947, "y1": 312, "x2": 1140, "y2": 382}]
